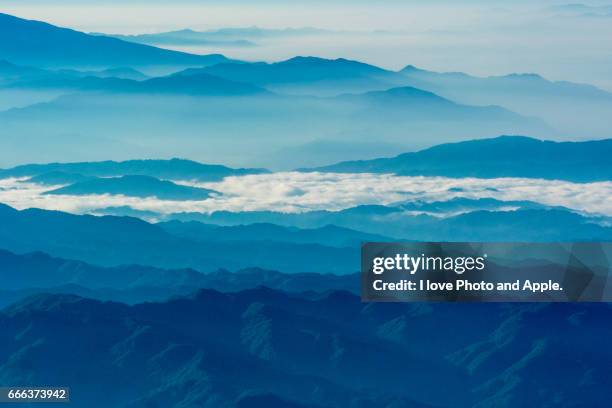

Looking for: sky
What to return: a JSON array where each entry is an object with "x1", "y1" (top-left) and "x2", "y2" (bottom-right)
[{"x1": 2, "y1": 1, "x2": 612, "y2": 89}]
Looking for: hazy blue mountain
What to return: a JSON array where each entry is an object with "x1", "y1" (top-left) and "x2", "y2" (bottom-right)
[
  {"x1": 0, "y1": 248, "x2": 206, "y2": 291},
  {"x1": 1, "y1": 290, "x2": 610, "y2": 407},
  {"x1": 0, "y1": 60, "x2": 148, "y2": 82},
  {"x1": 60, "y1": 67, "x2": 149, "y2": 81},
  {"x1": 0, "y1": 204, "x2": 358, "y2": 274},
  {"x1": 0, "y1": 61, "x2": 150, "y2": 111},
  {"x1": 186, "y1": 56, "x2": 393, "y2": 84},
  {"x1": 107, "y1": 29, "x2": 257, "y2": 47},
  {"x1": 95, "y1": 206, "x2": 162, "y2": 220},
  {"x1": 0, "y1": 158, "x2": 268, "y2": 182},
  {"x1": 27, "y1": 171, "x2": 93, "y2": 186},
  {"x1": 0, "y1": 86, "x2": 546, "y2": 168},
  {"x1": 142, "y1": 72, "x2": 265, "y2": 95},
  {"x1": 401, "y1": 65, "x2": 612, "y2": 102},
  {"x1": 395, "y1": 197, "x2": 550, "y2": 215},
  {"x1": 6, "y1": 71, "x2": 266, "y2": 96},
  {"x1": 180, "y1": 56, "x2": 407, "y2": 95},
  {"x1": 400, "y1": 65, "x2": 612, "y2": 137},
  {"x1": 338, "y1": 86, "x2": 531, "y2": 122},
  {"x1": 0, "y1": 59, "x2": 47, "y2": 82},
  {"x1": 0, "y1": 248, "x2": 359, "y2": 307},
  {"x1": 157, "y1": 221, "x2": 391, "y2": 247},
  {"x1": 43, "y1": 175, "x2": 218, "y2": 201},
  {"x1": 306, "y1": 136, "x2": 612, "y2": 182},
  {"x1": 168, "y1": 206, "x2": 612, "y2": 242},
  {"x1": 0, "y1": 13, "x2": 233, "y2": 69},
  {"x1": 104, "y1": 27, "x2": 336, "y2": 48}
]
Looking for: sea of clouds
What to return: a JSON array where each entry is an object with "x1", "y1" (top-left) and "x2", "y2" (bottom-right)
[{"x1": 1, "y1": 172, "x2": 611, "y2": 218}]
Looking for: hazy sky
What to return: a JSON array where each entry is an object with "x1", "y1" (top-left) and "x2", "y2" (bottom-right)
[{"x1": 2, "y1": 1, "x2": 612, "y2": 90}]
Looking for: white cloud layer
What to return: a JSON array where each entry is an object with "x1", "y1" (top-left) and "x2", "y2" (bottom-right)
[{"x1": 1, "y1": 172, "x2": 611, "y2": 217}]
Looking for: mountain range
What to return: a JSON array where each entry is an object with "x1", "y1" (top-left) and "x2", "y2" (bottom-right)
[
  {"x1": 105, "y1": 29, "x2": 257, "y2": 48},
  {"x1": 0, "y1": 201, "x2": 609, "y2": 279},
  {"x1": 181, "y1": 56, "x2": 399, "y2": 93},
  {"x1": 0, "y1": 84, "x2": 544, "y2": 168},
  {"x1": 400, "y1": 65, "x2": 612, "y2": 137},
  {"x1": 0, "y1": 204, "x2": 359, "y2": 275},
  {"x1": 103, "y1": 27, "x2": 337, "y2": 48},
  {"x1": 305, "y1": 136, "x2": 612, "y2": 182},
  {"x1": 157, "y1": 221, "x2": 390, "y2": 247},
  {"x1": 0, "y1": 158, "x2": 268, "y2": 182},
  {"x1": 43, "y1": 175, "x2": 218, "y2": 201},
  {"x1": 0, "y1": 248, "x2": 359, "y2": 307},
  {"x1": 166, "y1": 205, "x2": 612, "y2": 242},
  {"x1": 0, "y1": 13, "x2": 232, "y2": 69},
  {"x1": 1, "y1": 289, "x2": 610, "y2": 407},
  {"x1": 6, "y1": 70, "x2": 265, "y2": 96}
]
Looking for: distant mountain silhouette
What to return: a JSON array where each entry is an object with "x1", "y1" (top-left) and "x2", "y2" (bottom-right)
[
  {"x1": 395, "y1": 197, "x2": 550, "y2": 215},
  {"x1": 158, "y1": 221, "x2": 390, "y2": 247},
  {"x1": 0, "y1": 248, "x2": 359, "y2": 307},
  {"x1": 0, "y1": 59, "x2": 47, "y2": 81},
  {"x1": 0, "y1": 204, "x2": 358, "y2": 274},
  {"x1": 43, "y1": 175, "x2": 218, "y2": 200},
  {"x1": 60, "y1": 66, "x2": 149, "y2": 81},
  {"x1": 400, "y1": 65, "x2": 612, "y2": 137},
  {"x1": 178, "y1": 56, "x2": 405, "y2": 96},
  {"x1": 107, "y1": 29, "x2": 257, "y2": 47},
  {"x1": 104, "y1": 27, "x2": 336, "y2": 48},
  {"x1": 400, "y1": 64, "x2": 612, "y2": 102},
  {"x1": 142, "y1": 72, "x2": 265, "y2": 95},
  {"x1": 7, "y1": 71, "x2": 266, "y2": 96},
  {"x1": 27, "y1": 171, "x2": 93, "y2": 185},
  {"x1": 1, "y1": 289, "x2": 609, "y2": 407},
  {"x1": 168, "y1": 205, "x2": 612, "y2": 242},
  {"x1": 0, "y1": 13, "x2": 233, "y2": 68},
  {"x1": 0, "y1": 73, "x2": 547, "y2": 167},
  {"x1": 305, "y1": 136, "x2": 612, "y2": 182},
  {"x1": 338, "y1": 86, "x2": 529, "y2": 123},
  {"x1": 184, "y1": 56, "x2": 391, "y2": 83},
  {"x1": 0, "y1": 158, "x2": 268, "y2": 182}
]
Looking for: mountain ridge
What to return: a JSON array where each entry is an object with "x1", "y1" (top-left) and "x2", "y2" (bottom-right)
[
  {"x1": 0, "y1": 12, "x2": 234, "y2": 68},
  {"x1": 303, "y1": 135, "x2": 612, "y2": 182},
  {"x1": 0, "y1": 158, "x2": 269, "y2": 182}
]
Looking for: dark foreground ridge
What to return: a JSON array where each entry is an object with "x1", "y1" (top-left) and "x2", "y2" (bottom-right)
[{"x1": 1, "y1": 289, "x2": 610, "y2": 407}]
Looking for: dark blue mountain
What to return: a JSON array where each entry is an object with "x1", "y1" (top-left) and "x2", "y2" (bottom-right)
[
  {"x1": 305, "y1": 136, "x2": 612, "y2": 182},
  {"x1": 0, "y1": 248, "x2": 205, "y2": 291},
  {"x1": 6, "y1": 71, "x2": 266, "y2": 96},
  {"x1": 180, "y1": 56, "x2": 394, "y2": 84},
  {"x1": 0, "y1": 158, "x2": 268, "y2": 182},
  {"x1": 62, "y1": 67, "x2": 149, "y2": 81},
  {"x1": 0, "y1": 248, "x2": 359, "y2": 307},
  {"x1": 0, "y1": 59, "x2": 47, "y2": 81},
  {"x1": 338, "y1": 86, "x2": 529, "y2": 122},
  {"x1": 1, "y1": 289, "x2": 610, "y2": 407},
  {"x1": 167, "y1": 205, "x2": 612, "y2": 242},
  {"x1": 44, "y1": 175, "x2": 218, "y2": 201},
  {"x1": 0, "y1": 13, "x2": 232, "y2": 68},
  {"x1": 27, "y1": 171, "x2": 93, "y2": 186},
  {"x1": 395, "y1": 197, "x2": 550, "y2": 215},
  {"x1": 0, "y1": 204, "x2": 358, "y2": 274},
  {"x1": 158, "y1": 221, "x2": 390, "y2": 247},
  {"x1": 0, "y1": 60, "x2": 149, "y2": 82}
]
